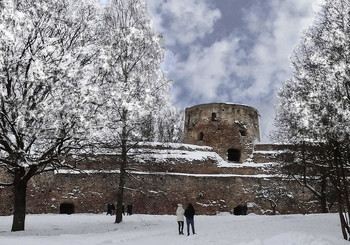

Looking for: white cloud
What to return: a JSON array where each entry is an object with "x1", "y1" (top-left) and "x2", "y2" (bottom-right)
[
  {"x1": 241, "y1": 0, "x2": 319, "y2": 96},
  {"x1": 173, "y1": 36, "x2": 249, "y2": 102},
  {"x1": 241, "y1": 0, "x2": 323, "y2": 141},
  {"x1": 147, "y1": 0, "x2": 323, "y2": 142},
  {"x1": 147, "y1": 0, "x2": 221, "y2": 46},
  {"x1": 171, "y1": 0, "x2": 321, "y2": 142}
]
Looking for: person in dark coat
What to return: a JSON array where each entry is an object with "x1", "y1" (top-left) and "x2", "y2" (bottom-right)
[
  {"x1": 127, "y1": 204, "x2": 133, "y2": 215},
  {"x1": 111, "y1": 204, "x2": 116, "y2": 215},
  {"x1": 242, "y1": 203, "x2": 248, "y2": 215},
  {"x1": 122, "y1": 204, "x2": 125, "y2": 215},
  {"x1": 106, "y1": 203, "x2": 112, "y2": 215},
  {"x1": 184, "y1": 203, "x2": 196, "y2": 236}
]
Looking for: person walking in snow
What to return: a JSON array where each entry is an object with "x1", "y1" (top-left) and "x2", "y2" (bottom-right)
[
  {"x1": 127, "y1": 204, "x2": 133, "y2": 215},
  {"x1": 242, "y1": 203, "x2": 248, "y2": 215},
  {"x1": 122, "y1": 204, "x2": 125, "y2": 215},
  {"x1": 184, "y1": 203, "x2": 196, "y2": 236},
  {"x1": 106, "y1": 203, "x2": 112, "y2": 215},
  {"x1": 176, "y1": 204, "x2": 185, "y2": 235},
  {"x1": 111, "y1": 204, "x2": 116, "y2": 215}
]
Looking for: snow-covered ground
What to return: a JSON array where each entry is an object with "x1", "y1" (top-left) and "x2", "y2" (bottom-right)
[{"x1": 0, "y1": 213, "x2": 347, "y2": 245}]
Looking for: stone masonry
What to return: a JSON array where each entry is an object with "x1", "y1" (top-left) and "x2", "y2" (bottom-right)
[
  {"x1": 0, "y1": 103, "x2": 328, "y2": 217},
  {"x1": 183, "y1": 103, "x2": 260, "y2": 163},
  {"x1": 0, "y1": 143, "x2": 323, "y2": 216}
]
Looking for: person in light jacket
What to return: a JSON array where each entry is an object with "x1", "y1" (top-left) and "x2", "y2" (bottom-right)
[
  {"x1": 176, "y1": 204, "x2": 185, "y2": 235},
  {"x1": 184, "y1": 203, "x2": 196, "y2": 236}
]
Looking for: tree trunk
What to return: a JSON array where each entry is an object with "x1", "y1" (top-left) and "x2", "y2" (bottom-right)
[
  {"x1": 11, "y1": 181, "x2": 27, "y2": 232},
  {"x1": 337, "y1": 192, "x2": 348, "y2": 240},
  {"x1": 333, "y1": 142, "x2": 350, "y2": 240},
  {"x1": 320, "y1": 177, "x2": 329, "y2": 213},
  {"x1": 115, "y1": 161, "x2": 126, "y2": 224},
  {"x1": 115, "y1": 113, "x2": 128, "y2": 224},
  {"x1": 339, "y1": 155, "x2": 350, "y2": 229}
]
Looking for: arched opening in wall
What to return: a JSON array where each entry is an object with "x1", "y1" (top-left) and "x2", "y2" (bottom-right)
[
  {"x1": 239, "y1": 130, "x2": 247, "y2": 136},
  {"x1": 198, "y1": 132, "x2": 204, "y2": 141},
  {"x1": 227, "y1": 149, "x2": 241, "y2": 162},
  {"x1": 211, "y1": 112, "x2": 217, "y2": 121},
  {"x1": 60, "y1": 202, "x2": 75, "y2": 214}
]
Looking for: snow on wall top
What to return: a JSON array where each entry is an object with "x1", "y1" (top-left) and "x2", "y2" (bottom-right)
[
  {"x1": 137, "y1": 142, "x2": 213, "y2": 151},
  {"x1": 55, "y1": 169, "x2": 278, "y2": 178}
]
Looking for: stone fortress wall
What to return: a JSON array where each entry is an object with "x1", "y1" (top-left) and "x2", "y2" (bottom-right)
[
  {"x1": 0, "y1": 103, "x2": 325, "y2": 216},
  {"x1": 0, "y1": 147, "x2": 319, "y2": 216}
]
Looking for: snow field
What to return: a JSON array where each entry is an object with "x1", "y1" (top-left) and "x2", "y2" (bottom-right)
[{"x1": 0, "y1": 213, "x2": 347, "y2": 245}]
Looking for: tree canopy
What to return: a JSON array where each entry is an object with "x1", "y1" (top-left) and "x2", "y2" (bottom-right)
[
  {"x1": 0, "y1": 0, "x2": 178, "y2": 231},
  {"x1": 274, "y1": 0, "x2": 350, "y2": 240}
]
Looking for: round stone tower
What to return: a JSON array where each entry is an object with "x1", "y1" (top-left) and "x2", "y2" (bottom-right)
[{"x1": 183, "y1": 103, "x2": 260, "y2": 163}]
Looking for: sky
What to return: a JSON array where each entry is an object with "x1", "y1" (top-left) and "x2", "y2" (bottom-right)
[
  {"x1": 98, "y1": 0, "x2": 323, "y2": 142},
  {"x1": 145, "y1": 0, "x2": 324, "y2": 143}
]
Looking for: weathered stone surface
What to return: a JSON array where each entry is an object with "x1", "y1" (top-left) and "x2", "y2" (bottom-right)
[
  {"x1": 183, "y1": 103, "x2": 260, "y2": 163},
  {"x1": 0, "y1": 103, "x2": 327, "y2": 217},
  {"x1": 0, "y1": 143, "x2": 324, "y2": 216},
  {"x1": 0, "y1": 170, "x2": 321, "y2": 216}
]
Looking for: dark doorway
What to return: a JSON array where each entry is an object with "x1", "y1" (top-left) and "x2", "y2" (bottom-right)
[
  {"x1": 198, "y1": 132, "x2": 204, "y2": 141},
  {"x1": 228, "y1": 149, "x2": 241, "y2": 162},
  {"x1": 60, "y1": 203, "x2": 75, "y2": 214}
]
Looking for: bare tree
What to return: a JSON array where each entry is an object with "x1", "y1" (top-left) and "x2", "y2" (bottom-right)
[
  {"x1": 0, "y1": 0, "x2": 97, "y2": 231},
  {"x1": 257, "y1": 182, "x2": 293, "y2": 215},
  {"x1": 270, "y1": 142, "x2": 335, "y2": 213},
  {"x1": 156, "y1": 108, "x2": 184, "y2": 143},
  {"x1": 92, "y1": 0, "x2": 172, "y2": 224},
  {"x1": 273, "y1": 0, "x2": 350, "y2": 240}
]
